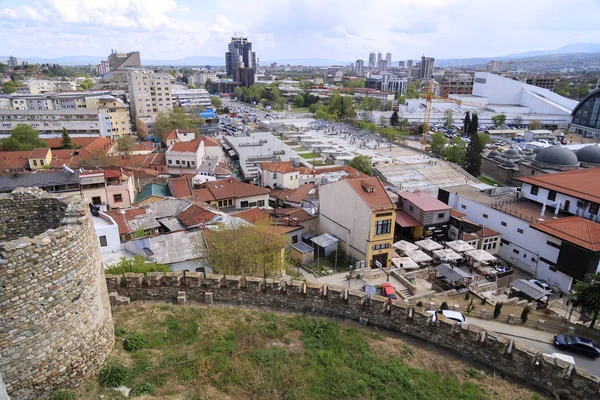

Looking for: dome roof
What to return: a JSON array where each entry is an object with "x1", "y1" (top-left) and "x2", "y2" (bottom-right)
[
  {"x1": 534, "y1": 146, "x2": 579, "y2": 166},
  {"x1": 487, "y1": 150, "x2": 501, "y2": 158},
  {"x1": 516, "y1": 147, "x2": 524, "y2": 154},
  {"x1": 532, "y1": 147, "x2": 543, "y2": 154},
  {"x1": 575, "y1": 145, "x2": 600, "y2": 164},
  {"x1": 503, "y1": 159, "x2": 517, "y2": 168},
  {"x1": 523, "y1": 153, "x2": 536, "y2": 161},
  {"x1": 503, "y1": 148, "x2": 521, "y2": 159}
]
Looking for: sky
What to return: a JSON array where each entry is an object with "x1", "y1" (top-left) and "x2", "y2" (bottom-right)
[{"x1": 1, "y1": 0, "x2": 600, "y2": 62}]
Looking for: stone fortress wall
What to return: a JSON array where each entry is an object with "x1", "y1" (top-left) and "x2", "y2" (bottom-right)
[
  {"x1": 107, "y1": 272, "x2": 600, "y2": 400},
  {"x1": 0, "y1": 188, "x2": 114, "y2": 400}
]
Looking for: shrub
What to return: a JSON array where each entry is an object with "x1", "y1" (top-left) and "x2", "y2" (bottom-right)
[
  {"x1": 105, "y1": 255, "x2": 171, "y2": 275},
  {"x1": 493, "y1": 302, "x2": 503, "y2": 319},
  {"x1": 465, "y1": 367, "x2": 479, "y2": 379},
  {"x1": 123, "y1": 333, "x2": 146, "y2": 352},
  {"x1": 179, "y1": 367, "x2": 195, "y2": 382},
  {"x1": 521, "y1": 306, "x2": 531, "y2": 324},
  {"x1": 440, "y1": 301, "x2": 449, "y2": 311},
  {"x1": 131, "y1": 382, "x2": 153, "y2": 396},
  {"x1": 50, "y1": 390, "x2": 76, "y2": 400},
  {"x1": 99, "y1": 362, "x2": 129, "y2": 387},
  {"x1": 464, "y1": 292, "x2": 470, "y2": 301}
]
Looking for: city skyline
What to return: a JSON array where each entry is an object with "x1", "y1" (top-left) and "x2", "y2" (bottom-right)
[{"x1": 1, "y1": 0, "x2": 600, "y2": 62}]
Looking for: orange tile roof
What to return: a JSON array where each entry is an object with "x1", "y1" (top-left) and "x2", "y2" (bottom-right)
[
  {"x1": 476, "y1": 226, "x2": 500, "y2": 238},
  {"x1": 170, "y1": 176, "x2": 192, "y2": 198},
  {"x1": 233, "y1": 207, "x2": 269, "y2": 223},
  {"x1": 517, "y1": 169, "x2": 600, "y2": 205},
  {"x1": 198, "y1": 135, "x2": 220, "y2": 147},
  {"x1": 345, "y1": 177, "x2": 395, "y2": 210},
  {"x1": 104, "y1": 209, "x2": 146, "y2": 235},
  {"x1": 260, "y1": 161, "x2": 298, "y2": 174},
  {"x1": 79, "y1": 137, "x2": 116, "y2": 157},
  {"x1": 170, "y1": 138, "x2": 202, "y2": 153},
  {"x1": 176, "y1": 203, "x2": 218, "y2": 227},
  {"x1": 268, "y1": 207, "x2": 317, "y2": 223},
  {"x1": 530, "y1": 216, "x2": 600, "y2": 252},
  {"x1": 165, "y1": 130, "x2": 178, "y2": 140},
  {"x1": 192, "y1": 188, "x2": 216, "y2": 202},
  {"x1": 0, "y1": 151, "x2": 32, "y2": 170},
  {"x1": 451, "y1": 210, "x2": 467, "y2": 218},
  {"x1": 198, "y1": 178, "x2": 269, "y2": 201},
  {"x1": 270, "y1": 184, "x2": 315, "y2": 204},
  {"x1": 43, "y1": 137, "x2": 98, "y2": 149},
  {"x1": 28, "y1": 148, "x2": 50, "y2": 158},
  {"x1": 399, "y1": 191, "x2": 451, "y2": 212}
]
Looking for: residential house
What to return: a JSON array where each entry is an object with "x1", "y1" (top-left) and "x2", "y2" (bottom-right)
[
  {"x1": 92, "y1": 212, "x2": 121, "y2": 254},
  {"x1": 395, "y1": 191, "x2": 451, "y2": 241},
  {"x1": 448, "y1": 210, "x2": 502, "y2": 254},
  {"x1": 0, "y1": 169, "x2": 80, "y2": 194},
  {"x1": 269, "y1": 184, "x2": 316, "y2": 208},
  {"x1": 80, "y1": 169, "x2": 136, "y2": 209},
  {"x1": 234, "y1": 206, "x2": 318, "y2": 245},
  {"x1": 169, "y1": 175, "x2": 193, "y2": 198},
  {"x1": 258, "y1": 161, "x2": 301, "y2": 189},
  {"x1": 166, "y1": 138, "x2": 204, "y2": 175},
  {"x1": 319, "y1": 177, "x2": 396, "y2": 268},
  {"x1": 28, "y1": 147, "x2": 52, "y2": 169},
  {"x1": 164, "y1": 128, "x2": 196, "y2": 147},
  {"x1": 192, "y1": 178, "x2": 269, "y2": 210},
  {"x1": 133, "y1": 183, "x2": 170, "y2": 206}
]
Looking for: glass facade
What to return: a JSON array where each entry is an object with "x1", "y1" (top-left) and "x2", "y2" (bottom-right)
[{"x1": 572, "y1": 90, "x2": 600, "y2": 130}]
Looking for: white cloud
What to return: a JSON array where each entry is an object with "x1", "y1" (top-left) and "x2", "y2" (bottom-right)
[{"x1": 0, "y1": 0, "x2": 599, "y2": 61}]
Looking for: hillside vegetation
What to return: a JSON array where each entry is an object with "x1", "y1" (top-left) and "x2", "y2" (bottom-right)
[{"x1": 61, "y1": 304, "x2": 544, "y2": 400}]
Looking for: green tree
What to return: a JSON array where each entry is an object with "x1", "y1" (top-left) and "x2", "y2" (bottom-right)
[
  {"x1": 477, "y1": 133, "x2": 491, "y2": 148},
  {"x1": 361, "y1": 97, "x2": 380, "y2": 111},
  {"x1": 465, "y1": 113, "x2": 482, "y2": 176},
  {"x1": 211, "y1": 96, "x2": 222, "y2": 109},
  {"x1": 383, "y1": 100, "x2": 393, "y2": 111},
  {"x1": 343, "y1": 79, "x2": 365, "y2": 88},
  {"x1": 430, "y1": 132, "x2": 447, "y2": 155},
  {"x1": 573, "y1": 273, "x2": 600, "y2": 329},
  {"x1": 463, "y1": 111, "x2": 471, "y2": 135},
  {"x1": 445, "y1": 136, "x2": 467, "y2": 165},
  {"x1": 528, "y1": 120, "x2": 542, "y2": 130},
  {"x1": 390, "y1": 110, "x2": 400, "y2": 127},
  {"x1": 2, "y1": 80, "x2": 17, "y2": 94},
  {"x1": 491, "y1": 114, "x2": 507, "y2": 128},
  {"x1": 78, "y1": 149, "x2": 113, "y2": 168},
  {"x1": 117, "y1": 135, "x2": 136, "y2": 158},
  {"x1": 405, "y1": 82, "x2": 419, "y2": 99},
  {"x1": 444, "y1": 109, "x2": 454, "y2": 129},
  {"x1": 105, "y1": 255, "x2": 171, "y2": 275},
  {"x1": 325, "y1": 92, "x2": 356, "y2": 121},
  {"x1": 0, "y1": 125, "x2": 47, "y2": 151},
  {"x1": 187, "y1": 84, "x2": 195, "y2": 89},
  {"x1": 60, "y1": 127, "x2": 73, "y2": 149},
  {"x1": 347, "y1": 155, "x2": 373, "y2": 175},
  {"x1": 293, "y1": 94, "x2": 305, "y2": 108},
  {"x1": 520, "y1": 306, "x2": 531, "y2": 324},
  {"x1": 493, "y1": 302, "x2": 503, "y2": 319},
  {"x1": 512, "y1": 116, "x2": 523, "y2": 126},
  {"x1": 153, "y1": 107, "x2": 205, "y2": 142},
  {"x1": 315, "y1": 108, "x2": 338, "y2": 121},
  {"x1": 79, "y1": 78, "x2": 94, "y2": 91}
]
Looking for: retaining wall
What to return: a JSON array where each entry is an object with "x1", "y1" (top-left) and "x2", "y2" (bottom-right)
[{"x1": 106, "y1": 271, "x2": 600, "y2": 400}]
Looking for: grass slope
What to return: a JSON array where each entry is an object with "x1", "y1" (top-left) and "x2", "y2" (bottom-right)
[{"x1": 65, "y1": 304, "x2": 544, "y2": 400}]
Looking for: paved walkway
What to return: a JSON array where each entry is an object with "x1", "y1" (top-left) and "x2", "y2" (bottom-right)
[{"x1": 468, "y1": 317, "x2": 555, "y2": 344}]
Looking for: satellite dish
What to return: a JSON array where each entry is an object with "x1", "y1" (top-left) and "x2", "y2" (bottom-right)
[{"x1": 310, "y1": 207, "x2": 317, "y2": 215}]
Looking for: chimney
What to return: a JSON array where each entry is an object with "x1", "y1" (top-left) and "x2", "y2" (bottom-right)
[
  {"x1": 292, "y1": 217, "x2": 298, "y2": 227},
  {"x1": 285, "y1": 217, "x2": 290, "y2": 226}
]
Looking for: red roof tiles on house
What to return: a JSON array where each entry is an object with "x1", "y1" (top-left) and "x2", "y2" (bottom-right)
[
  {"x1": 170, "y1": 176, "x2": 192, "y2": 198},
  {"x1": 197, "y1": 178, "x2": 268, "y2": 201},
  {"x1": 29, "y1": 148, "x2": 50, "y2": 158},
  {"x1": 170, "y1": 138, "x2": 203, "y2": 153},
  {"x1": 43, "y1": 136, "x2": 98, "y2": 149},
  {"x1": 260, "y1": 161, "x2": 298, "y2": 174},
  {"x1": 0, "y1": 151, "x2": 32, "y2": 170},
  {"x1": 398, "y1": 191, "x2": 451, "y2": 212},
  {"x1": 270, "y1": 184, "x2": 315, "y2": 204},
  {"x1": 176, "y1": 203, "x2": 218, "y2": 227},
  {"x1": 530, "y1": 216, "x2": 600, "y2": 252},
  {"x1": 198, "y1": 135, "x2": 220, "y2": 147},
  {"x1": 345, "y1": 177, "x2": 395, "y2": 210},
  {"x1": 476, "y1": 226, "x2": 500, "y2": 238},
  {"x1": 517, "y1": 169, "x2": 600, "y2": 205}
]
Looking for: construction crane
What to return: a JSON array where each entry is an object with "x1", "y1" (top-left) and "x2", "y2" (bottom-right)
[{"x1": 421, "y1": 79, "x2": 434, "y2": 150}]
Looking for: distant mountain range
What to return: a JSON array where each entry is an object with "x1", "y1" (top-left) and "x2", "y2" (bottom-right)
[{"x1": 3, "y1": 42, "x2": 600, "y2": 67}]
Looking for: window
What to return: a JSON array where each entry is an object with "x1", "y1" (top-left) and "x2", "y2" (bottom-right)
[
  {"x1": 549, "y1": 266, "x2": 557, "y2": 272},
  {"x1": 501, "y1": 221, "x2": 507, "y2": 227},
  {"x1": 168, "y1": 159, "x2": 172, "y2": 164},
  {"x1": 113, "y1": 194, "x2": 123, "y2": 203},
  {"x1": 374, "y1": 219, "x2": 392, "y2": 235},
  {"x1": 531, "y1": 257, "x2": 536, "y2": 262},
  {"x1": 517, "y1": 228, "x2": 524, "y2": 234},
  {"x1": 461, "y1": 204, "x2": 466, "y2": 209},
  {"x1": 240, "y1": 201, "x2": 249, "y2": 208},
  {"x1": 483, "y1": 213, "x2": 488, "y2": 219},
  {"x1": 377, "y1": 212, "x2": 393, "y2": 217},
  {"x1": 257, "y1": 200, "x2": 265, "y2": 207},
  {"x1": 40, "y1": 160, "x2": 44, "y2": 166},
  {"x1": 373, "y1": 243, "x2": 390, "y2": 250},
  {"x1": 99, "y1": 236, "x2": 108, "y2": 247},
  {"x1": 501, "y1": 238, "x2": 510, "y2": 245},
  {"x1": 530, "y1": 185, "x2": 539, "y2": 195},
  {"x1": 218, "y1": 200, "x2": 223, "y2": 207},
  {"x1": 483, "y1": 244, "x2": 487, "y2": 250},
  {"x1": 513, "y1": 249, "x2": 520, "y2": 255},
  {"x1": 176, "y1": 160, "x2": 180, "y2": 165},
  {"x1": 438, "y1": 213, "x2": 445, "y2": 219},
  {"x1": 546, "y1": 240, "x2": 560, "y2": 249},
  {"x1": 409, "y1": 205, "x2": 414, "y2": 212},
  {"x1": 191, "y1": 161, "x2": 195, "y2": 166},
  {"x1": 291, "y1": 235, "x2": 298, "y2": 244},
  {"x1": 590, "y1": 203, "x2": 600, "y2": 215},
  {"x1": 33, "y1": 160, "x2": 37, "y2": 166},
  {"x1": 548, "y1": 190, "x2": 557, "y2": 201}
]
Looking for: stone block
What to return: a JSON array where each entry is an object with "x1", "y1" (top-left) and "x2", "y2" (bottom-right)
[
  {"x1": 428, "y1": 302, "x2": 436, "y2": 310},
  {"x1": 265, "y1": 278, "x2": 284, "y2": 293},
  {"x1": 146, "y1": 272, "x2": 165, "y2": 286},
  {"x1": 177, "y1": 291, "x2": 187, "y2": 305},
  {"x1": 184, "y1": 272, "x2": 203, "y2": 287},
  {"x1": 508, "y1": 314, "x2": 516, "y2": 324},
  {"x1": 327, "y1": 284, "x2": 346, "y2": 301},
  {"x1": 245, "y1": 276, "x2": 264, "y2": 292},
  {"x1": 480, "y1": 309, "x2": 488, "y2": 320},
  {"x1": 347, "y1": 290, "x2": 367, "y2": 306},
  {"x1": 105, "y1": 275, "x2": 122, "y2": 290},
  {"x1": 536, "y1": 319, "x2": 546, "y2": 330},
  {"x1": 124, "y1": 272, "x2": 144, "y2": 287},
  {"x1": 224, "y1": 275, "x2": 244, "y2": 289},
  {"x1": 306, "y1": 282, "x2": 323, "y2": 297},
  {"x1": 204, "y1": 274, "x2": 224, "y2": 289},
  {"x1": 204, "y1": 292, "x2": 214, "y2": 305},
  {"x1": 453, "y1": 304, "x2": 460, "y2": 311},
  {"x1": 108, "y1": 292, "x2": 119, "y2": 307},
  {"x1": 287, "y1": 280, "x2": 305, "y2": 295},
  {"x1": 165, "y1": 272, "x2": 183, "y2": 286}
]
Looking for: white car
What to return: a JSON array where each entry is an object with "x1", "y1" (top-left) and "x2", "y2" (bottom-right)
[
  {"x1": 426, "y1": 310, "x2": 468, "y2": 324},
  {"x1": 529, "y1": 279, "x2": 552, "y2": 293}
]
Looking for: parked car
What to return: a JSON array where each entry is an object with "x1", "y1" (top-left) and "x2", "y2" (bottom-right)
[
  {"x1": 553, "y1": 335, "x2": 600, "y2": 358},
  {"x1": 529, "y1": 279, "x2": 552, "y2": 293},
  {"x1": 426, "y1": 310, "x2": 468, "y2": 324},
  {"x1": 380, "y1": 283, "x2": 397, "y2": 300}
]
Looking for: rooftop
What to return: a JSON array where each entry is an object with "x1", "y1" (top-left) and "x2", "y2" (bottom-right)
[
  {"x1": 177, "y1": 203, "x2": 220, "y2": 228},
  {"x1": 29, "y1": 147, "x2": 50, "y2": 158},
  {"x1": 517, "y1": 168, "x2": 600, "y2": 205},
  {"x1": 345, "y1": 177, "x2": 395, "y2": 210},
  {"x1": 169, "y1": 176, "x2": 192, "y2": 198},
  {"x1": 530, "y1": 216, "x2": 600, "y2": 252},
  {"x1": 399, "y1": 191, "x2": 451, "y2": 212},
  {"x1": 133, "y1": 183, "x2": 170, "y2": 204},
  {"x1": 169, "y1": 138, "x2": 203, "y2": 153},
  {"x1": 197, "y1": 178, "x2": 269, "y2": 201}
]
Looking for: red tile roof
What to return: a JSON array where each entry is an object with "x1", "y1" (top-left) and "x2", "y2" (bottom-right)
[
  {"x1": 234, "y1": 208, "x2": 304, "y2": 234},
  {"x1": 170, "y1": 138, "x2": 202, "y2": 153},
  {"x1": 176, "y1": 203, "x2": 218, "y2": 227},
  {"x1": 199, "y1": 135, "x2": 220, "y2": 147},
  {"x1": 104, "y1": 208, "x2": 146, "y2": 235},
  {"x1": 345, "y1": 177, "x2": 395, "y2": 210},
  {"x1": 398, "y1": 191, "x2": 451, "y2": 212},
  {"x1": 476, "y1": 226, "x2": 500, "y2": 238},
  {"x1": 0, "y1": 151, "x2": 32, "y2": 170},
  {"x1": 395, "y1": 211, "x2": 421, "y2": 227},
  {"x1": 517, "y1": 169, "x2": 600, "y2": 205},
  {"x1": 192, "y1": 188, "x2": 216, "y2": 202},
  {"x1": 197, "y1": 178, "x2": 269, "y2": 201},
  {"x1": 451, "y1": 210, "x2": 467, "y2": 218},
  {"x1": 530, "y1": 216, "x2": 600, "y2": 252},
  {"x1": 170, "y1": 176, "x2": 192, "y2": 198},
  {"x1": 233, "y1": 207, "x2": 269, "y2": 224},
  {"x1": 260, "y1": 161, "x2": 298, "y2": 174},
  {"x1": 43, "y1": 136, "x2": 98, "y2": 149},
  {"x1": 29, "y1": 148, "x2": 50, "y2": 158},
  {"x1": 270, "y1": 184, "x2": 315, "y2": 204},
  {"x1": 267, "y1": 207, "x2": 317, "y2": 223}
]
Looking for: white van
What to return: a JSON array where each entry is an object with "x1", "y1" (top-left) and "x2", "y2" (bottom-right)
[{"x1": 426, "y1": 310, "x2": 468, "y2": 324}]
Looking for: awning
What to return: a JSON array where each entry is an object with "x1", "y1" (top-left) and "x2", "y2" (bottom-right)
[
  {"x1": 395, "y1": 211, "x2": 421, "y2": 228},
  {"x1": 432, "y1": 248, "x2": 463, "y2": 262},
  {"x1": 510, "y1": 279, "x2": 547, "y2": 301},
  {"x1": 434, "y1": 263, "x2": 472, "y2": 284},
  {"x1": 392, "y1": 256, "x2": 419, "y2": 269},
  {"x1": 404, "y1": 249, "x2": 433, "y2": 264},
  {"x1": 415, "y1": 238, "x2": 443, "y2": 252},
  {"x1": 392, "y1": 240, "x2": 419, "y2": 253},
  {"x1": 464, "y1": 249, "x2": 497, "y2": 263},
  {"x1": 445, "y1": 240, "x2": 476, "y2": 253}
]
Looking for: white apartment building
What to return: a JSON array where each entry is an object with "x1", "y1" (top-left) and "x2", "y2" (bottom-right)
[
  {"x1": 127, "y1": 69, "x2": 174, "y2": 119},
  {"x1": 27, "y1": 79, "x2": 77, "y2": 94},
  {"x1": 439, "y1": 168, "x2": 600, "y2": 292},
  {"x1": 172, "y1": 88, "x2": 212, "y2": 110},
  {"x1": 354, "y1": 89, "x2": 395, "y2": 102},
  {"x1": 166, "y1": 138, "x2": 205, "y2": 175},
  {"x1": 258, "y1": 161, "x2": 301, "y2": 189},
  {"x1": 0, "y1": 109, "x2": 101, "y2": 134},
  {"x1": 193, "y1": 69, "x2": 217, "y2": 87}
]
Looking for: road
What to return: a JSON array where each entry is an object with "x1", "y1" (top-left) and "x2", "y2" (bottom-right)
[{"x1": 469, "y1": 317, "x2": 600, "y2": 376}]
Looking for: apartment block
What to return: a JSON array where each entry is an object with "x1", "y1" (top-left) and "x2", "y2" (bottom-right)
[{"x1": 127, "y1": 69, "x2": 174, "y2": 119}]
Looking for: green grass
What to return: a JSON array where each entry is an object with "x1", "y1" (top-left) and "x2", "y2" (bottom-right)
[
  {"x1": 299, "y1": 152, "x2": 320, "y2": 159},
  {"x1": 283, "y1": 141, "x2": 297, "y2": 146},
  {"x1": 478, "y1": 176, "x2": 503, "y2": 187},
  {"x1": 62, "y1": 304, "x2": 533, "y2": 400}
]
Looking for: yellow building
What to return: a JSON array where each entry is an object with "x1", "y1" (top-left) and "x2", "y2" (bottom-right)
[
  {"x1": 28, "y1": 148, "x2": 52, "y2": 169},
  {"x1": 86, "y1": 95, "x2": 132, "y2": 139},
  {"x1": 319, "y1": 177, "x2": 396, "y2": 268}
]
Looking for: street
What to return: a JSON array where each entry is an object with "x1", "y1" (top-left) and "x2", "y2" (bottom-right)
[{"x1": 469, "y1": 317, "x2": 600, "y2": 376}]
